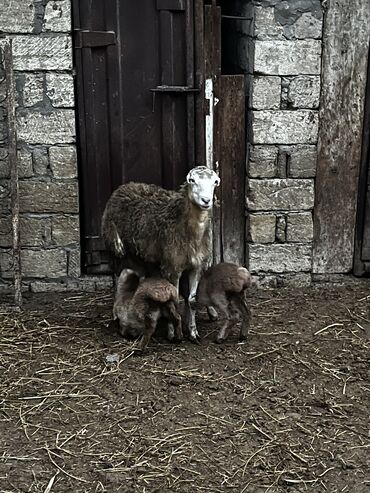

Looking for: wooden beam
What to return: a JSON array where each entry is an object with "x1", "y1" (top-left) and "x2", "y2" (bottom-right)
[
  {"x1": 218, "y1": 75, "x2": 246, "y2": 265},
  {"x1": 313, "y1": 0, "x2": 370, "y2": 273},
  {"x1": 4, "y1": 40, "x2": 22, "y2": 307}
]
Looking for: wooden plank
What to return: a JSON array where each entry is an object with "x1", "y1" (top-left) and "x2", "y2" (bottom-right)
[
  {"x1": 204, "y1": 4, "x2": 221, "y2": 264},
  {"x1": 185, "y1": 0, "x2": 195, "y2": 168},
  {"x1": 218, "y1": 75, "x2": 245, "y2": 265},
  {"x1": 194, "y1": 0, "x2": 205, "y2": 165},
  {"x1": 4, "y1": 40, "x2": 21, "y2": 307},
  {"x1": 353, "y1": 46, "x2": 370, "y2": 274},
  {"x1": 159, "y1": 9, "x2": 188, "y2": 188},
  {"x1": 313, "y1": 0, "x2": 370, "y2": 273}
]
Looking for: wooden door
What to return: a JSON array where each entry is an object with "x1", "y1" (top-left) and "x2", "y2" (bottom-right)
[
  {"x1": 354, "y1": 48, "x2": 370, "y2": 275},
  {"x1": 73, "y1": 0, "x2": 204, "y2": 273}
]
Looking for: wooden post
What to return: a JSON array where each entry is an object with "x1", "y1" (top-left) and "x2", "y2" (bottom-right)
[
  {"x1": 313, "y1": 0, "x2": 370, "y2": 273},
  {"x1": 3, "y1": 40, "x2": 22, "y2": 308}
]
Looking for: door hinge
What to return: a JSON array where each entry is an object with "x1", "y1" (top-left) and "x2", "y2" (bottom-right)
[{"x1": 74, "y1": 30, "x2": 116, "y2": 49}]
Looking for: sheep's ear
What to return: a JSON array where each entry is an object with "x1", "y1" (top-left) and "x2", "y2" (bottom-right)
[
  {"x1": 214, "y1": 176, "x2": 220, "y2": 187},
  {"x1": 186, "y1": 171, "x2": 195, "y2": 184}
]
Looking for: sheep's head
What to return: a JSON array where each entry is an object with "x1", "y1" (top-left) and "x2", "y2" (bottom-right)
[{"x1": 186, "y1": 166, "x2": 220, "y2": 211}]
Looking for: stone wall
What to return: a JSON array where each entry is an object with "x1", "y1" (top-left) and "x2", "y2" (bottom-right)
[
  {"x1": 0, "y1": 0, "x2": 83, "y2": 292},
  {"x1": 247, "y1": 0, "x2": 322, "y2": 286}
]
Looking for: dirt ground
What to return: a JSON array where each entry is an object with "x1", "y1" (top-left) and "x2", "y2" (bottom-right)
[{"x1": 1, "y1": 282, "x2": 370, "y2": 493}]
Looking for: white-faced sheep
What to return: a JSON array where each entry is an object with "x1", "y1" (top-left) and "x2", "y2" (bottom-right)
[
  {"x1": 113, "y1": 269, "x2": 183, "y2": 351},
  {"x1": 102, "y1": 166, "x2": 220, "y2": 341},
  {"x1": 196, "y1": 263, "x2": 252, "y2": 343}
]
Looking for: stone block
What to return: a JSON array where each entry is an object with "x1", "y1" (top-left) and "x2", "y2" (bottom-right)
[
  {"x1": 1, "y1": 216, "x2": 53, "y2": 248},
  {"x1": 0, "y1": 180, "x2": 10, "y2": 212},
  {"x1": 249, "y1": 145, "x2": 278, "y2": 178},
  {"x1": 276, "y1": 215, "x2": 286, "y2": 242},
  {"x1": 254, "y1": 272, "x2": 312, "y2": 288},
  {"x1": 253, "y1": 110, "x2": 318, "y2": 144},
  {"x1": 0, "y1": 1, "x2": 35, "y2": 33},
  {"x1": 0, "y1": 248, "x2": 67, "y2": 279},
  {"x1": 247, "y1": 178, "x2": 314, "y2": 211},
  {"x1": 255, "y1": 6, "x2": 284, "y2": 40},
  {"x1": 249, "y1": 244, "x2": 312, "y2": 273},
  {"x1": 49, "y1": 145, "x2": 77, "y2": 178},
  {"x1": 22, "y1": 73, "x2": 44, "y2": 107},
  {"x1": 12, "y1": 35, "x2": 72, "y2": 71},
  {"x1": 21, "y1": 249, "x2": 67, "y2": 278},
  {"x1": 30, "y1": 281, "x2": 69, "y2": 293},
  {"x1": 21, "y1": 216, "x2": 51, "y2": 246},
  {"x1": 19, "y1": 181, "x2": 79, "y2": 213},
  {"x1": 0, "y1": 218, "x2": 11, "y2": 247},
  {"x1": 43, "y1": 0, "x2": 72, "y2": 32},
  {"x1": 32, "y1": 147, "x2": 49, "y2": 175},
  {"x1": 254, "y1": 40, "x2": 321, "y2": 75},
  {"x1": 0, "y1": 148, "x2": 33, "y2": 179},
  {"x1": 249, "y1": 214, "x2": 276, "y2": 243},
  {"x1": 0, "y1": 249, "x2": 12, "y2": 277},
  {"x1": 18, "y1": 149, "x2": 34, "y2": 178},
  {"x1": 288, "y1": 145, "x2": 317, "y2": 178},
  {"x1": 46, "y1": 73, "x2": 74, "y2": 107},
  {"x1": 67, "y1": 249, "x2": 81, "y2": 277},
  {"x1": 251, "y1": 76, "x2": 281, "y2": 110},
  {"x1": 17, "y1": 110, "x2": 75, "y2": 144},
  {"x1": 51, "y1": 215, "x2": 79, "y2": 245},
  {"x1": 286, "y1": 212, "x2": 313, "y2": 242},
  {"x1": 284, "y1": 12, "x2": 323, "y2": 40},
  {"x1": 287, "y1": 76, "x2": 320, "y2": 109}
]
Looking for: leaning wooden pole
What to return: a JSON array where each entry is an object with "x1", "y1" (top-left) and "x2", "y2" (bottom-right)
[{"x1": 3, "y1": 40, "x2": 22, "y2": 308}]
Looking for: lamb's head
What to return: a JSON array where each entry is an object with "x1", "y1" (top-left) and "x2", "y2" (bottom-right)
[{"x1": 186, "y1": 166, "x2": 220, "y2": 211}]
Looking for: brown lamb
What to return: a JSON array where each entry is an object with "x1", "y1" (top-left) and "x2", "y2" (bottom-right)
[
  {"x1": 113, "y1": 269, "x2": 183, "y2": 351},
  {"x1": 196, "y1": 263, "x2": 252, "y2": 343}
]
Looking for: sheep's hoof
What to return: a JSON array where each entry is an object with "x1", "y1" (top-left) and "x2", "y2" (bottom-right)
[
  {"x1": 215, "y1": 336, "x2": 225, "y2": 344},
  {"x1": 189, "y1": 335, "x2": 201, "y2": 345},
  {"x1": 207, "y1": 306, "x2": 218, "y2": 322},
  {"x1": 239, "y1": 334, "x2": 248, "y2": 342},
  {"x1": 190, "y1": 335, "x2": 202, "y2": 345}
]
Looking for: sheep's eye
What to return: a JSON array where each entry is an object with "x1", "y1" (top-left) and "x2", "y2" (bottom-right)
[{"x1": 189, "y1": 178, "x2": 195, "y2": 183}]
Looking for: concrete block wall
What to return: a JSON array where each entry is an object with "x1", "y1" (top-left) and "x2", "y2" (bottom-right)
[
  {"x1": 0, "y1": 0, "x2": 81, "y2": 291},
  {"x1": 247, "y1": 0, "x2": 323, "y2": 286}
]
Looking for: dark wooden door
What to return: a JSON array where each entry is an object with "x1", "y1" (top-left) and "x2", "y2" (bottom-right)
[
  {"x1": 354, "y1": 47, "x2": 370, "y2": 275},
  {"x1": 73, "y1": 0, "x2": 204, "y2": 273}
]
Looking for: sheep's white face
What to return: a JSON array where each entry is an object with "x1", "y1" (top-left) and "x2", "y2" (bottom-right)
[{"x1": 186, "y1": 166, "x2": 220, "y2": 211}]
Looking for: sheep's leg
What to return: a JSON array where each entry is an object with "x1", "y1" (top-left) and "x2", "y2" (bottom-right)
[
  {"x1": 140, "y1": 310, "x2": 160, "y2": 352},
  {"x1": 186, "y1": 269, "x2": 200, "y2": 342}
]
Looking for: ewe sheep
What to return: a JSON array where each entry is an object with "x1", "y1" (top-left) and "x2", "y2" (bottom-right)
[
  {"x1": 102, "y1": 166, "x2": 220, "y2": 341},
  {"x1": 113, "y1": 269, "x2": 182, "y2": 351},
  {"x1": 196, "y1": 263, "x2": 252, "y2": 343}
]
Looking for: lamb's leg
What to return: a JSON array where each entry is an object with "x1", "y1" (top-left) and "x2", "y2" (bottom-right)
[
  {"x1": 209, "y1": 293, "x2": 230, "y2": 343},
  {"x1": 162, "y1": 271, "x2": 180, "y2": 341},
  {"x1": 168, "y1": 301, "x2": 183, "y2": 342},
  {"x1": 140, "y1": 310, "x2": 160, "y2": 352},
  {"x1": 230, "y1": 292, "x2": 251, "y2": 341}
]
